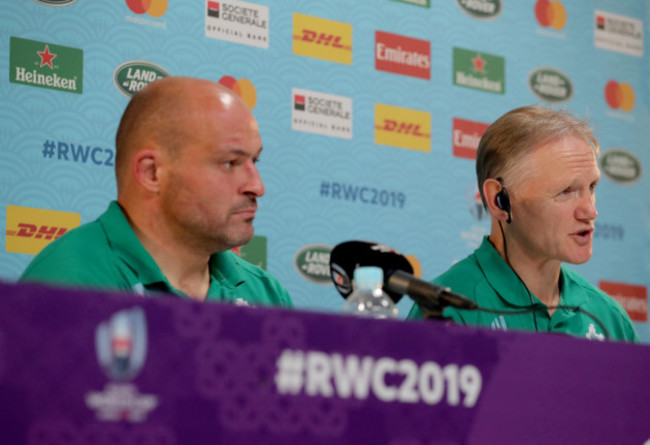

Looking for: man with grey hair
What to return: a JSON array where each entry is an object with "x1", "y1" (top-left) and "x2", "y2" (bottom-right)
[
  {"x1": 21, "y1": 76, "x2": 292, "y2": 308},
  {"x1": 409, "y1": 105, "x2": 637, "y2": 342}
]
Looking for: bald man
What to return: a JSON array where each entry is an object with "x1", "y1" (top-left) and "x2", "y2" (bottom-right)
[{"x1": 21, "y1": 77, "x2": 292, "y2": 307}]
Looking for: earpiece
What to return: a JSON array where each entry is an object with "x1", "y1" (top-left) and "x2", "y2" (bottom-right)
[{"x1": 495, "y1": 177, "x2": 512, "y2": 224}]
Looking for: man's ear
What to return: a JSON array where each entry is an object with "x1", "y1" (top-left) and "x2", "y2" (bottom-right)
[
  {"x1": 483, "y1": 177, "x2": 510, "y2": 223},
  {"x1": 131, "y1": 148, "x2": 162, "y2": 193}
]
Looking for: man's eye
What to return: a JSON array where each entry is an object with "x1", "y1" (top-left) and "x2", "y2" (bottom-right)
[{"x1": 223, "y1": 161, "x2": 236, "y2": 169}]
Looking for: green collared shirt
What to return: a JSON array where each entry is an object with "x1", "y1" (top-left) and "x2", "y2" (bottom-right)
[
  {"x1": 408, "y1": 237, "x2": 638, "y2": 342},
  {"x1": 20, "y1": 201, "x2": 293, "y2": 307}
]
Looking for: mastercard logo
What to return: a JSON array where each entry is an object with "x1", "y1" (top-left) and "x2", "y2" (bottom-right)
[
  {"x1": 604, "y1": 80, "x2": 635, "y2": 112},
  {"x1": 405, "y1": 254, "x2": 422, "y2": 278},
  {"x1": 126, "y1": 0, "x2": 167, "y2": 18},
  {"x1": 218, "y1": 76, "x2": 257, "y2": 110},
  {"x1": 534, "y1": 0, "x2": 566, "y2": 30}
]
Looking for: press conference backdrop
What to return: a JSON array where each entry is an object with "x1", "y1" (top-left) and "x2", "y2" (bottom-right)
[{"x1": 1, "y1": 0, "x2": 649, "y2": 340}]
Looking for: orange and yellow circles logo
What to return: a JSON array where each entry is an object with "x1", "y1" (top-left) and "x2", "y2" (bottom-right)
[
  {"x1": 218, "y1": 76, "x2": 257, "y2": 110},
  {"x1": 126, "y1": 0, "x2": 167, "y2": 18},
  {"x1": 605, "y1": 80, "x2": 635, "y2": 112},
  {"x1": 405, "y1": 254, "x2": 422, "y2": 279},
  {"x1": 535, "y1": 0, "x2": 566, "y2": 30}
]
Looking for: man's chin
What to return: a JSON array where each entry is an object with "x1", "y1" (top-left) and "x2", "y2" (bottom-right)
[
  {"x1": 227, "y1": 232, "x2": 255, "y2": 251},
  {"x1": 565, "y1": 251, "x2": 592, "y2": 265}
]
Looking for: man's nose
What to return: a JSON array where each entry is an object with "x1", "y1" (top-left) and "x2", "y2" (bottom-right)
[{"x1": 243, "y1": 162, "x2": 265, "y2": 197}]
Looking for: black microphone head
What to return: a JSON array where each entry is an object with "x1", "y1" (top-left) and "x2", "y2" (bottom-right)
[{"x1": 329, "y1": 240, "x2": 414, "y2": 303}]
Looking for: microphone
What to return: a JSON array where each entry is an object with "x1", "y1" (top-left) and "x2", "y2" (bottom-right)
[
  {"x1": 387, "y1": 270, "x2": 478, "y2": 311},
  {"x1": 329, "y1": 241, "x2": 478, "y2": 312},
  {"x1": 329, "y1": 240, "x2": 413, "y2": 303}
]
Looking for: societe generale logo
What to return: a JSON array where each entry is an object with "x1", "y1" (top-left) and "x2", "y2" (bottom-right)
[
  {"x1": 599, "y1": 281, "x2": 647, "y2": 322},
  {"x1": 604, "y1": 80, "x2": 634, "y2": 112},
  {"x1": 535, "y1": 0, "x2": 567, "y2": 30},
  {"x1": 126, "y1": 0, "x2": 167, "y2": 18},
  {"x1": 375, "y1": 31, "x2": 431, "y2": 79},
  {"x1": 292, "y1": 13, "x2": 352, "y2": 65},
  {"x1": 374, "y1": 104, "x2": 431, "y2": 152},
  {"x1": 5, "y1": 205, "x2": 80, "y2": 255}
]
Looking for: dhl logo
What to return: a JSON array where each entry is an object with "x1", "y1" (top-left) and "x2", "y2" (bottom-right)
[
  {"x1": 374, "y1": 104, "x2": 431, "y2": 152},
  {"x1": 293, "y1": 13, "x2": 352, "y2": 65},
  {"x1": 6, "y1": 205, "x2": 80, "y2": 255},
  {"x1": 295, "y1": 29, "x2": 350, "y2": 49},
  {"x1": 376, "y1": 119, "x2": 430, "y2": 137},
  {"x1": 10, "y1": 224, "x2": 68, "y2": 240}
]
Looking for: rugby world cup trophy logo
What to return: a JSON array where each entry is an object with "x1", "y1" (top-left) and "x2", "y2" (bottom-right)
[{"x1": 95, "y1": 307, "x2": 147, "y2": 381}]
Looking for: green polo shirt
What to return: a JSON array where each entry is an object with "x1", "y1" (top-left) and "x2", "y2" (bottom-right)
[
  {"x1": 408, "y1": 237, "x2": 638, "y2": 342},
  {"x1": 20, "y1": 201, "x2": 293, "y2": 308}
]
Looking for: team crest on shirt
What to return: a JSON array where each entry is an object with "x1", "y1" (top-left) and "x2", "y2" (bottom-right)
[{"x1": 585, "y1": 323, "x2": 605, "y2": 341}]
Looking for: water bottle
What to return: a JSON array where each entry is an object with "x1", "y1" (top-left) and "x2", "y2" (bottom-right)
[{"x1": 342, "y1": 266, "x2": 398, "y2": 319}]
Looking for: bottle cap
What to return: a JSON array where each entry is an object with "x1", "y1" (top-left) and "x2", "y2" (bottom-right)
[{"x1": 353, "y1": 266, "x2": 383, "y2": 290}]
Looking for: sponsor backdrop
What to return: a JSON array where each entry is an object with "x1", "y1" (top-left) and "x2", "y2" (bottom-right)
[{"x1": 1, "y1": 1, "x2": 649, "y2": 340}]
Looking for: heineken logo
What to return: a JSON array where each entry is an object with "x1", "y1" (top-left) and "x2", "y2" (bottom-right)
[
  {"x1": 113, "y1": 60, "x2": 170, "y2": 97},
  {"x1": 528, "y1": 67, "x2": 573, "y2": 103},
  {"x1": 10, "y1": 36, "x2": 83, "y2": 94},
  {"x1": 600, "y1": 149, "x2": 641, "y2": 184},
  {"x1": 456, "y1": 0, "x2": 501, "y2": 20},
  {"x1": 294, "y1": 244, "x2": 333, "y2": 285},
  {"x1": 32, "y1": 0, "x2": 77, "y2": 5},
  {"x1": 453, "y1": 47, "x2": 505, "y2": 94}
]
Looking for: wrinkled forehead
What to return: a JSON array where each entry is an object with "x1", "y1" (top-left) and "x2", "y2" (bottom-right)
[{"x1": 506, "y1": 135, "x2": 598, "y2": 185}]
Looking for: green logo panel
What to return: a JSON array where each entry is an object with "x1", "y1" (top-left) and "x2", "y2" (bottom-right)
[
  {"x1": 10, "y1": 36, "x2": 83, "y2": 94},
  {"x1": 239, "y1": 235, "x2": 267, "y2": 270},
  {"x1": 453, "y1": 47, "x2": 505, "y2": 94}
]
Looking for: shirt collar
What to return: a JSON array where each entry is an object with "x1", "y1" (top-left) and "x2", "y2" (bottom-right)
[
  {"x1": 209, "y1": 250, "x2": 246, "y2": 289},
  {"x1": 475, "y1": 236, "x2": 588, "y2": 307},
  {"x1": 100, "y1": 201, "x2": 247, "y2": 292},
  {"x1": 99, "y1": 201, "x2": 172, "y2": 288}
]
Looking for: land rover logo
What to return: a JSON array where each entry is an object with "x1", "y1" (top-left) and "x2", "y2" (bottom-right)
[
  {"x1": 294, "y1": 244, "x2": 333, "y2": 285},
  {"x1": 528, "y1": 67, "x2": 573, "y2": 103},
  {"x1": 33, "y1": 0, "x2": 77, "y2": 5},
  {"x1": 456, "y1": 0, "x2": 501, "y2": 20},
  {"x1": 601, "y1": 149, "x2": 641, "y2": 184},
  {"x1": 113, "y1": 60, "x2": 170, "y2": 98}
]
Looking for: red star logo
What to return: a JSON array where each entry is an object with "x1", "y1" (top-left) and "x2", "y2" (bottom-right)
[
  {"x1": 37, "y1": 45, "x2": 57, "y2": 69},
  {"x1": 472, "y1": 53, "x2": 486, "y2": 73}
]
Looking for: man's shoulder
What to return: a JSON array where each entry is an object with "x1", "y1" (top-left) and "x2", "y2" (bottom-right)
[
  {"x1": 20, "y1": 219, "x2": 114, "y2": 283},
  {"x1": 433, "y1": 250, "x2": 483, "y2": 290},
  {"x1": 563, "y1": 268, "x2": 614, "y2": 305},
  {"x1": 28, "y1": 219, "x2": 107, "y2": 262}
]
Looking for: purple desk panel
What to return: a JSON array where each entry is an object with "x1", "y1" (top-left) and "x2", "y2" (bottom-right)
[{"x1": 0, "y1": 281, "x2": 648, "y2": 444}]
